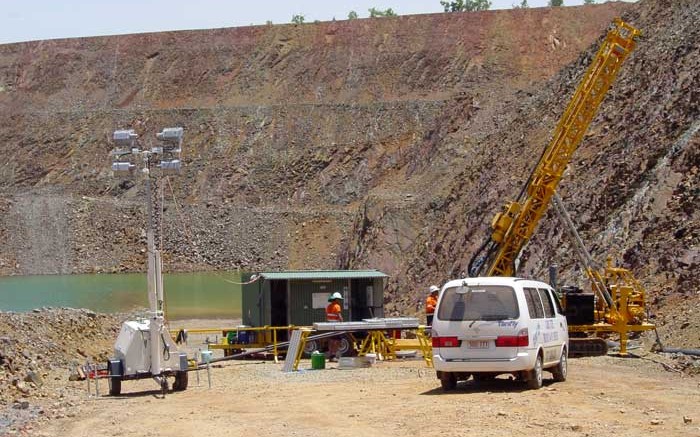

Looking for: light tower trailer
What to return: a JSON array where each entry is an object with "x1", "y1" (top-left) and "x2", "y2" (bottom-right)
[
  {"x1": 107, "y1": 127, "x2": 189, "y2": 395},
  {"x1": 108, "y1": 320, "x2": 189, "y2": 395}
]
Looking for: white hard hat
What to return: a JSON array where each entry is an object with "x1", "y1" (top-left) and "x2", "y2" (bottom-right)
[
  {"x1": 429, "y1": 285, "x2": 439, "y2": 293},
  {"x1": 328, "y1": 292, "x2": 344, "y2": 301}
]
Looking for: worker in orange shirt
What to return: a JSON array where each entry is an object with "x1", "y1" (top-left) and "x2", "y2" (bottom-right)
[
  {"x1": 326, "y1": 292, "x2": 344, "y2": 362},
  {"x1": 426, "y1": 285, "x2": 439, "y2": 327}
]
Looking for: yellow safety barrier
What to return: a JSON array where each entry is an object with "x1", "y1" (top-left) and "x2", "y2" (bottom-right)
[
  {"x1": 356, "y1": 326, "x2": 433, "y2": 367},
  {"x1": 172, "y1": 324, "x2": 434, "y2": 367},
  {"x1": 172, "y1": 325, "x2": 304, "y2": 364}
]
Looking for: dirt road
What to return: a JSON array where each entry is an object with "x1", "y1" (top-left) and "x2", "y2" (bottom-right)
[{"x1": 35, "y1": 354, "x2": 698, "y2": 437}]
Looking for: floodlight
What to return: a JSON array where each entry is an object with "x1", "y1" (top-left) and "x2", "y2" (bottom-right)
[
  {"x1": 159, "y1": 159, "x2": 181, "y2": 173},
  {"x1": 106, "y1": 124, "x2": 189, "y2": 394},
  {"x1": 113, "y1": 129, "x2": 139, "y2": 147},
  {"x1": 156, "y1": 127, "x2": 183, "y2": 144},
  {"x1": 112, "y1": 162, "x2": 135, "y2": 172}
]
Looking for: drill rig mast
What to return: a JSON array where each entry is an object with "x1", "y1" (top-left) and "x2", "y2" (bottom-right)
[
  {"x1": 469, "y1": 19, "x2": 640, "y2": 278},
  {"x1": 467, "y1": 19, "x2": 653, "y2": 355}
]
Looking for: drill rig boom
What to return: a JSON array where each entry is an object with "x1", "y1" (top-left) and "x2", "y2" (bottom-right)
[
  {"x1": 466, "y1": 19, "x2": 654, "y2": 356},
  {"x1": 469, "y1": 19, "x2": 640, "y2": 278}
]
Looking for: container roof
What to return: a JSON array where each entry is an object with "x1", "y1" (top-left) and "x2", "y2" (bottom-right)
[{"x1": 259, "y1": 270, "x2": 388, "y2": 280}]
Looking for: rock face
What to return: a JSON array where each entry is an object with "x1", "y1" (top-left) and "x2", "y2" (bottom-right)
[
  {"x1": 0, "y1": 1, "x2": 698, "y2": 346},
  {"x1": 0, "y1": 3, "x2": 630, "y2": 274},
  {"x1": 390, "y1": 0, "x2": 700, "y2": 348}
]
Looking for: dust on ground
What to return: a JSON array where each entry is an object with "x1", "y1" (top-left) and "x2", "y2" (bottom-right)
[
  {"x1": 34, "y1": 355, "x2": 699, "y2": 437},
  {"x1": 1, "y1": 309, "x2": 698, "y2": 436}
]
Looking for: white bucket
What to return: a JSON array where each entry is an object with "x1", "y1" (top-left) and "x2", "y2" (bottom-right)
[
  {"x1": 365, "y1": 353, "x2": 377, "y2": 365},
  {"x1": 201, "y1": 350, "x2": 213, "y2": 363}
]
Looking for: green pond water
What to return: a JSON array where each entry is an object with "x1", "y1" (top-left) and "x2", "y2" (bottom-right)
[{"x1": 0, "y1": 272, "x2": 242, "y2": 320}]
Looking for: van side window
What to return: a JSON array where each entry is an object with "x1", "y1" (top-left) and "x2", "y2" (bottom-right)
[
  {"x1": 538, "y1": 288, "x2": 555, "y2": 318},
  {"x1": 552, "y1": 290, "x2": 565, "y2": 315},
  {"x1": 523, "y1": 287, "x2": 544, "y2": 319}
]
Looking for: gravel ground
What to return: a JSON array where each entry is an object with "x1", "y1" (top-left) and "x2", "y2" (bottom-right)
[
  {"x1": 0, "y1": 309, "x2": 698, "y2": 436},
  {"x1": 33, "y1": 354, "x2": 700, "y2": 437}
]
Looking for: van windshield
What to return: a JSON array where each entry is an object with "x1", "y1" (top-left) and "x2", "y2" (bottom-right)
[{"x1": 437, "y1": 285, "x2": 519, "y2": 321}]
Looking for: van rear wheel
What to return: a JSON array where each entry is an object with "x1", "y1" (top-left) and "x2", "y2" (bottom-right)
[
  {"x1": 551, "y1": 349, "x2": 567, "y2": 382},
  {"x1": 527, "y1": 354, "x2": 543, "y2": 390},
  {"x1": 440, "y1": 372, "x2": 457, "y2": 391}
]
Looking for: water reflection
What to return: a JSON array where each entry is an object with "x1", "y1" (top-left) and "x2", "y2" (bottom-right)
[{"x1": 0, "y1": 272, "x2": 242, "y2": 320}]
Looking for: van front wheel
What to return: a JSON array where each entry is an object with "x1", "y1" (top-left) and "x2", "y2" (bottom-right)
[
  {"x1": 440, "y1": 372, "x2": 457, "y2": 391},
  {"x1": 551, "y1": 349, "x2": 567, "y2": 382},
  {"x1": 527, "y1": 354, "x2": 543, "y2": 390}
]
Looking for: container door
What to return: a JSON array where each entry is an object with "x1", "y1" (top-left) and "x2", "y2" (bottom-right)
[
  {"x1": 241, "y1": 275, "x2": 265, "y2": 327},
  {"x1": 269, "y1": 280, "x2": 288, "y2": 341},
  {"x1": 288, "y1": 279, "x2": 348, "y2": 326},
  {"x1": 351, "y1": 278, "x2": 371, "y2": 320}
]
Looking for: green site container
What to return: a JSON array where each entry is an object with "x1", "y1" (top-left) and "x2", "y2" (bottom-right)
[
  {"x1": 311, "y1": 351, "x2": 325, "y2": 370},
  {"x1": 241, "y1": 270, "x2": 387, "y2": 330}
]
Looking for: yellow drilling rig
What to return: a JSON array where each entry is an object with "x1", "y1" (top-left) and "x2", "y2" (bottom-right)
[{"x1": 467, "y1": 19, "x2": 655, "y2": 356}]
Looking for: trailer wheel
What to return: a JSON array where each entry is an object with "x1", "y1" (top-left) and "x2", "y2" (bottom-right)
[
  {"x1": 303, "y1": 339, "x2": 319, "y2": 357},
  {"x1": 173, "y1": 371, "x2": 188, "y2": 391},
  {"x1": 338, "y1": 336, "x2": 356, "y2": 357},
  {"x1": 108, "y1": 377, "x2": 121, "y2": 396}
]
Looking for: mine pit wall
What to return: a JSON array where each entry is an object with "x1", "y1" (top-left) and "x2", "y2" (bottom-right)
[
  {"x1": 340, "y1": 0, "x2": 700, "y2": 330},
  {"x1": 0, "y1": 5, "x2": 630, "y2": 110},
  {"x1": 520, "y1": 0, "x2": 700, "y2": 323},
  {"x1": 1, "y1": 4, "x2": 667, "y2": 305},
  {"x1": 0, "y1": 98, "x2": 445, "y2": 275}
]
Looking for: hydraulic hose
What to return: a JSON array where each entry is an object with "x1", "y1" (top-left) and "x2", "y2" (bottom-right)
[
  {"x1": 468, "y1": 238, "x2": 498, "y2": 277},
  {"x1": 652, "y1": 328, "x2": 700, "y2": 356},
  {"x1": 658, "y1": 348, "x2": 700, "y2": 357}
]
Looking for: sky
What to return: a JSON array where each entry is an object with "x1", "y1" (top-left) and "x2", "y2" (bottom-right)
[{"x1": 1, "y1": 0, "x2": 633, "y2": 45}]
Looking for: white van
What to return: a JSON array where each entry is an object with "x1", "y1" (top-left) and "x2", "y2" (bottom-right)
[{"x1": 431, "y1": 277, "x2": 568, "y2": 390}]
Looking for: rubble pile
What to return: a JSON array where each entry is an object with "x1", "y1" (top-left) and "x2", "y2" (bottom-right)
[{"x1": 0, "y1": 308, "x2": 120, "y2": 407}]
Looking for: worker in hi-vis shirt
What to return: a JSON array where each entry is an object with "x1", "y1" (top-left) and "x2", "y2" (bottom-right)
[
  {"x1": 426, "y1": 285, "x2": 439, "y2": 327},
  {"x1": 326, "y1": 292, "x2": 344, "y2": 362}
]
